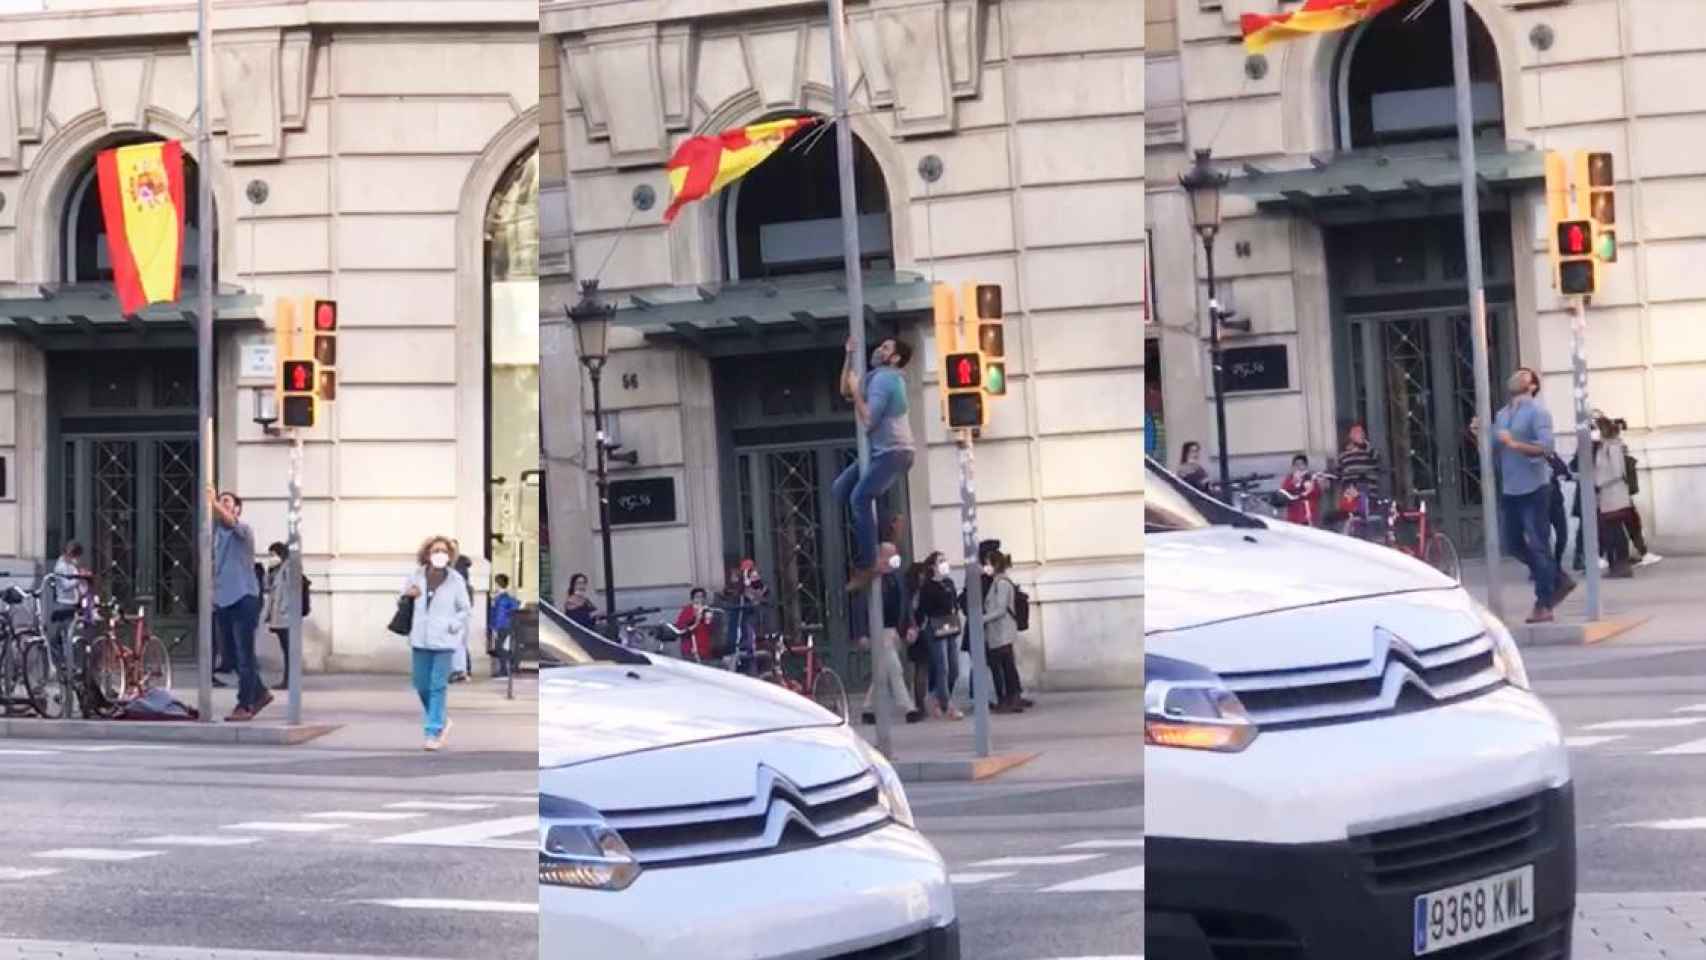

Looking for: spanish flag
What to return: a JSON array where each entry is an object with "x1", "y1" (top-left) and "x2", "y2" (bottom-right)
[
  {"x1": 95, "y1": 140, "x2": 186, "y2": 316},
  {"x1": 1241, "y1": 0, "x2": 1403, "y2": 53},
  {"x1": 663, "y1": 116, "x2": 819, "y2": 223}
]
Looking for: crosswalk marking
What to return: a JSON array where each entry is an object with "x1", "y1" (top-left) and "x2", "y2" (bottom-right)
[
  {"x1": 1653, "y1": 737, "x2": 1706, "y2": 756},
  {"x1": 223, "y1": 822, "x2": 347, "y2": 834},
  {"x1": 453, "y1": 795, "x2": 535, "y2": 803},
  {"x1": 134, "y1": 836, "x2": 260, "y2": 847},
  {"x1": 0, "y1": 749, "x2": 55, "y2": 755},
  {"x1": 1041, "y1": 865, "x2": 1145, "y2": 893},
  {"x1": 364, "y1": 898, "x2": 537, "y2": 914},
  {"x1": 972, "y1": 854, "x2": 1105, "y2": 868},
  {"x1": 0, "y1": 867, "x2": 61, "y2": 879},
  {"x1": 1674, "y1": 704, "x2": 1706, "y2": 714},
  {"x1": 308, "y1": 811, "x2": 424, "y2": 822},
  {"x1": 1062, "y1": 839, "x2": 1144, "y2": 850},
  {"x1": 949, "y1": 872, "x2": 1014, "y2": 885},
  {"x1": 376, "y1": 815, "x2": 535, "y2": 850},
  {"x1": 1583, "y1": 718, "x2": 1706, "y2": 731},
  {"x1": 385, "y1": 800, "x2": 496, "y2": 812},
  {"x1": 1625, "y1": 818, "x2": 1706, "y2": 831},
  {"x1": 33, "y1": 848, "x2": 162, "y2": 862},
  {"x1": 1565, "y1": 735, "x2": 1625, "y2": 749}
]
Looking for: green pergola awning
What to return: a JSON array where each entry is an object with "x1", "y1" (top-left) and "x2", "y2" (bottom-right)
[
  {"x1": 1228, "y1": 142, "x2": 1546, "y2": 216},
  {"x1": 0, "y1": 282, "x2": 262, "y2": 348}
]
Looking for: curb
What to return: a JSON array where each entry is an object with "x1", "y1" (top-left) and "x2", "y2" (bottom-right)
[
  {"x1": 1511, "y1": 615, "x2": 1651, "y2": 647},
  {"x1": 0, "y1": 717, "x2": 341, "y2": 745},
  {"x1": 892, "y1": 751, "x2": 1038, "y2": 783}
]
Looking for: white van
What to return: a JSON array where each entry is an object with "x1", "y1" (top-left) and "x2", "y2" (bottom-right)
[{"x1": 1144, "y1": 458, "x2": 1575, "y2": 958}]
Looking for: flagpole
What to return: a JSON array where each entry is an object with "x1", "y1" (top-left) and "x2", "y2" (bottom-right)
[
  {"x1": 827, "y1": 0, "x2": 892, "y2": 756},
  {"x1": 194, "y1": 0, "x2": 215, "y2": 722},
  {"x1": 1446, "y1": 0, "x2": 1503, "y2": 620}
]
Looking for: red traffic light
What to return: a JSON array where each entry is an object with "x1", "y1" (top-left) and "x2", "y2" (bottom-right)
[
  {"x1": 282, "y1": 360, "x2": 314, "y2": 393},
  {"x1": 313, "y1": 300, "x2": 338, "y2": 332},
  {"x1": 1558, "y1": 220, "x2": 1591, "y2": 256},
  {"x1": 944, "y1": 352, "x2": 981, "y2": 389}
]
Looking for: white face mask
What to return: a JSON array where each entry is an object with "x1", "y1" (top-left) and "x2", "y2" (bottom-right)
[
  {"x1": 887, "y1": 554, "x2": 902, "y2": 571},
  {"x1": 936, "y1": 562, "x2": 951, "y2": 578},
  {"x1": 429, "y1": 552, "x2": 450, "y2": 569},
  {"x1": 1590, "y1": 430, "x2": 1602, "y2": 442},
  {"x1": 982, "y1": 564, "x2": 994, "y2": 576}
]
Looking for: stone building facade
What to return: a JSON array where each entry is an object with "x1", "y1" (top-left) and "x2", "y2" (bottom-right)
[
  {"x1": 540, "y1": 0, "x2": 1142, "y2": 688},
  {"x1": 0, "y1": 0, "x2": 540, "y2": 671},
  {"x1": 1148, "y1": 0, "x2": 1706, "y2": 556}
]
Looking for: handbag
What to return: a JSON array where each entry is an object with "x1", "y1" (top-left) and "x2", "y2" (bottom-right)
[{"x1": 388, "y1": 594, "x2": 415, "y2": 637}]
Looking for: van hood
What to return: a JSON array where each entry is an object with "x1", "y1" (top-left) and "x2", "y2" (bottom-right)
[
  {"x1": 1145, "y1": 522, "x2": 1458, "y2": 635},
  {"x1": 538, "y1": 657, "x2": 842, "y2": 770}
]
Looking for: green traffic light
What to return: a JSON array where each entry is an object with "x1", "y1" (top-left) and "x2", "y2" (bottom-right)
[
  {"x1": 984, "y1": 362, "x2": 1007, "y2": 396},
  {"x1": 1595, "y1": 230, "x2": 1617, "y2": 263}
]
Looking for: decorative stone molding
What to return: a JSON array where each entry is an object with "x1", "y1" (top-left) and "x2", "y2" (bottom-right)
[
  {"x1": 560, "y1": 23, "x2": 686, "y2": 168},
  {"x1": 15, "y1": 47, "x2": 47, "y2": 145},
  {"x1": 851, "y1": 0, "x2": 983, "y2": 137},
  {"x1": 195, "y1": 26, "x2": 313, "y2": 164},
  {"x1": 0, "y1": 46, "x2": 17, "y2": 173}
]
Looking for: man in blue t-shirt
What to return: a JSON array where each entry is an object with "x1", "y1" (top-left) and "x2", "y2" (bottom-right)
[
  {"x1": 833, "y1": 335, "x2": 916, "y2": 589},
  {"x1": 1492, "y1": 367, "x2": 1576, "y2": 623}
]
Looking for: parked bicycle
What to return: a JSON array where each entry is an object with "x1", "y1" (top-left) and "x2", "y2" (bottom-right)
[
  {"x1": 0, "y1": 583, "x2": 42, "y2": 716},
  {"x1": 753, "y1": 629, "x2": 848, "y2": 722},
  {"x1": 1339, "y1": 486, "x2": 1462, "y2": 581},
  {"x1": 86, "y1": 593, "x2": 172, "y2": 709},
  {"x1": 21, "y1": 572, "x2": 100, "y2": 719}
]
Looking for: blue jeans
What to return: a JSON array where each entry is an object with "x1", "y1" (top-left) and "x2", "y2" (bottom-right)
[
  {"x1": 831, "y1": 448, "x2": 915, "y2": 570},
  {"x1": 214, "y1": 594, "x2": 264, "y2": 709},
  {"x1": 927, "y1": 635, "x2": 956, "y2": 709},
  {"x1": 1502, "y1": 488, "x2": 1559, "y2": 607},
  {"x1": 412, "y1": 647, "x2": 453, "y2": 737}
]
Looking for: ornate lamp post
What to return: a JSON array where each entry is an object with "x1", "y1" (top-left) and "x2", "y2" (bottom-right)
[
  {"x1": 567, "y1": 279, "x2": 618, "y2": 636},
  {"x1": 1180, "y1": 148, "x2": 1233, "y2": 493}
]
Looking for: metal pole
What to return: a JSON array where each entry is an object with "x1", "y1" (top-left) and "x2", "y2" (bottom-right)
[
  {"x1": 590, "y1": 365, "x2": 617, "y2": 638},
  {"x1": 959, "y1": 435, "x2": 991, "y2": 758},
  {"x1": 1447, "y1": 0, "x2": 1503, "y2": 620},
  {"x1": 1572, "y1": 298, "x2": 1602, "y2": 618},
  {"x1": 286, "y1": 433, "x2": 303, "y2": 724},
  {"x1": 1206, "y1": 234, "x2": 1230, "y2": 493},
  {"x1": 194, "y1": 0, "x2": 215, "y2": 721},
  {"x1": 827, "y1": 0, "x2": 891, "y2": 757}
]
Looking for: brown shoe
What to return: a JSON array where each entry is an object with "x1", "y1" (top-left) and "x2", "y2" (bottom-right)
[
  {"x1": 1525, "y1": 605, "x2": 1554, "y2": 624},
  {"x1": 251, "y1": 690, "x2": 276, "y2": 718},
  {"x1": 1548, "y1": 574, "x2": 1578, "y2": 609},
  {"x1": 226, "y1": 706, "x2": 255, "y2": 722}
]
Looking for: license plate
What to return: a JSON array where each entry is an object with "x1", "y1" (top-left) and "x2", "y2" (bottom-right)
[{"x1": 1413, "y1": 864, "x2": 1534, "y2": 955}]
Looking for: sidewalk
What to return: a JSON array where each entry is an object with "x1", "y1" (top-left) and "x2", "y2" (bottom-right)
[
  {"x1": 1460, "y1": 554, "x2": 1705, "y2": 646},
  {"x1": 853, "y1": 689, "x2": 1138, "y2": 784},
  {"x1": 0, "y1": 672, "x2": 538, "y2": 751}
]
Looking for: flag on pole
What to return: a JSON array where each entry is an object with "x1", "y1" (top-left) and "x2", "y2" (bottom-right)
[
  {"x1": 663, "y1": 116, "x2": 819, "y2": 223},
  {"x1": 1240, "y1": 0, "x2": 1403, "y2": 53},
  {"x1": 94, "y1": 140, "x2": 187, "y2": 315}
]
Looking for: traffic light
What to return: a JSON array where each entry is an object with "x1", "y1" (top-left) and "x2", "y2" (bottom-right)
[
  {"x1": 311, "y1": 299, "x2": 338, "y2": 402},
  {"x1": 1586, "y1": 151, "x2": 1616, "y2": 264},
  {"x1": 281, "y1": 359, "x2": 317, "y2": 428},
  {"x1": 943, "y1": 351, "x2": 985, "y2": 429},
  {"x1": 972, "y1": 283, "x2": 1006, "y2": 398},
  {"x1": 1556, "y1": 220, "x2": 1595, "y2": 296}
]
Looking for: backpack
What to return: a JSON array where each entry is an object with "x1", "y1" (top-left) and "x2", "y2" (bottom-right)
[
  {"x1": 1625, "y1": 452, "x2": 1640, "y2": 496},
  {"x1": 1010, "y1": 582, "x2": 1031, "y2": 633},
  {"x1": 300, "y1": 574, "x2": 312, "y2": 618}
]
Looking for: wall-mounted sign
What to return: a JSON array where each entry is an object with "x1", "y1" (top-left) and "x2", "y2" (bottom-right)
[
  {"x1": 240, "y1": 340, "x2": 277, "y2": 382},
  {"x1": 608, "y1": 477, "x2": 677, "y2": 526},
  {"x1": 1222, "y1": 344, "x2": 1289, "y2": 393}
]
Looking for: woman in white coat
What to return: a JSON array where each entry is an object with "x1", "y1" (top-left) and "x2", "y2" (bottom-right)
[{"x1": 401, "y1": 536, "x2": 472, "y2": 750}]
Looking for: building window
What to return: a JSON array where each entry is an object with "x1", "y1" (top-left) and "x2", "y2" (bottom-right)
[{"x1": 1340, "y1": 0, "x2": 1501, "y2": 150}]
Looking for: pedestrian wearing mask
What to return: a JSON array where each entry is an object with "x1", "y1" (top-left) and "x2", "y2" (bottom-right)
[
  {"x1": 564, "y1": 573, "x2": 597, "y2": 632},
  {"x1": 1278, "y1": 454, "x2": 1323, "y2": 526},
  {"x1": 673, "y1": 587, "x2": 716, "y2": 661},
  {"x1": 401, "y1": 536, "x2": 472, "y2": 751},
  {"x1": 261, "y1": 542, "x2": 292, "y2": 689},
  {"x1": 1594, "y1": 416, "x2": 1638, "y2": 579},
  {"x1": 983, "y1": 551, "x2": 1028, "y2": 714},
  {"x1": 914, "y1": 551, "x2": 962, "y2": 720}
]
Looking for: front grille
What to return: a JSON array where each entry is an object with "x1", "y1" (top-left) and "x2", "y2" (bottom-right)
[
  {"x1": 1429, "y1": 915, "x2": 1569, "y2": 960},
  {"x1": 1353, "y1": 793, "x2": 1545, "y2": 892},
  {"x1": 828, "y1": 931, "x2": 931, "y2": 960},
  {"x1": 1223, "y1": 631, "x2": 1504, "y2": 727},
  {"x1": 602, "y1": 766, "x2": 889, "y2": 867}
]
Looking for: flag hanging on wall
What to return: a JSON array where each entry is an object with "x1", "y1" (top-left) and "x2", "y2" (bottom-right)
[
  {"x1": 663, "y1": 116, "x2": 819, "y2": 223},
  {"x1": 1241, "y1": 0, "x2": 1403, "y2": 53},
  {"x1": 94, "y1": 140, "x2": 187, "y2": 315}
]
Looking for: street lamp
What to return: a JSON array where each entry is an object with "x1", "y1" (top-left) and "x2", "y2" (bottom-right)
[
  {"x1": 567, "y1": 279, "x2": 619, "y2": 638},
  {"x1": 1180, "y1": 147, "x2": 1234, "y2": 494}
]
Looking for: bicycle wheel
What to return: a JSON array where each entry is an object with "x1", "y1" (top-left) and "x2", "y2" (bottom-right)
[
  {"x1": 1425, "y1": 531, "x2": 1462, "y2": 581},
  {"x1": 88, "y1": 636, "x2": 127, "y2": 706},
  {"x1": 141, "y1": 635, "x2": 172, "y2": 693},
  {"x1": 22, "y1": 639, "x2": 67, "y2": 719},
  {"x1": 0, "y1": 640, "x2": 18, "y2": 716},
  {"x1": 811, "y1": 667, "x2": 849, "y2": 722}
]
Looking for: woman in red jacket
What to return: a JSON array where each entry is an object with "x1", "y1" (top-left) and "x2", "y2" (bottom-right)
[
  {"x1": 674, "y1": 587, "x2": 716, "y2": 661},
  {"x1": 1279, "y1": 454, "x2": 1324, "y2": 526}
]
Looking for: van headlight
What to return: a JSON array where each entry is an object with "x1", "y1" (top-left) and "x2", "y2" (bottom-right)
[
  {"x1": 857, "y1": 737, "x2": 916, "y2": 829},
  {"x1": 1479, "y1": 605, "x2": 1531, "y2": 690},
  {"x1": 1144, "y1": 654, "x2": 1259, "y2": 753},
  {"x1": 538, "y1": 796, "x2": 641, "y2": 891}
]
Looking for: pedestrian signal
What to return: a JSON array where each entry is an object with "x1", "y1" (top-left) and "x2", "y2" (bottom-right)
[
  {"x1": 947, "y1": 392, "x2": 984, "y2": 430},
  {"x1": 280, "y1": 359, "x2": 317, "y2": 428},
  {"x1": 945, "y1": 353, "x2": 981, "y2": 389},
  {"x1": 1558, "y1": 221, "x2": 1590, "y2": 256},
  {"x1": 1556, "y1": 220, "x2": 1596, "y2": 295},
  {"x1": 283, "y1": 360, "x2": 314, "y2": 393}
]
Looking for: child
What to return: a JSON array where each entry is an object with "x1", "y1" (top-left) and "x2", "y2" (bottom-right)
[{"x1": 488, "y1": 574, "x2": 521, "y2": 678}]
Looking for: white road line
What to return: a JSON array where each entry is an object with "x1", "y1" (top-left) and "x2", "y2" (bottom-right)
[
  {"x1": 1042, "y1": 866, "x2": 1145, "y2": 894},
  {"x1": 453, "y1": 795, "x2": 535, "y2": 803},
  {"x1": 307, "y1": 811, "x2": 424, "y2": 822},
  {"x1": 1653, "y1": 737, "x2": 1706, "y2": 756},
  {"x1": 1061, "y1": 839, "x2": 1144, "y2": 850},
  {"x1": 1583, "y1": 718, "x2": 1706, "y2": 731},
  {"x1": 33, "y1": 848, "x2": 162, "y2": 862},
  {"x1": 1624, "y1": 818, "x2": 1706, "y2": 830},
  {"x1": 59, "y1": 745, "x2": 181, "y2": 752},
  {"x1": 384, "y1": 801, "x2": 497, "y2": 812},
  {"x1": 375, "y1": 815, "x2": 535, "y2": 850},
  {"x1": 1564, "y1": 735, "x2": 1625, "y2": 749},
  {"x1": 0, "y1": 749, "x2": 57, "y2": 755},
  {"x1": 223, "y1": 822, "x2": 348, "y2": 834},
  {"x1": 970, "y1": 854, "x2": 1106, "y2": 868},
  {"x1": 0, "y1": 867, "x2": 62, "y2": 879},
  {"x1": 949, "y1": 872, "x2": 1015, "y2": 885},
  {"x1": 1675, "y1": 704, "x2": 1706, "y2": 714},
  {"x1": 363, "y1": 898, "x2": 537, "y2": 914},
  {"x1": 134, "y1": 836, "x2": 261, "y2": 847}
]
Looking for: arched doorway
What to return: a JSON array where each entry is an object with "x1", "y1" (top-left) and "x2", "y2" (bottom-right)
[
  {"x1": 1326, "y1": 2, "x2": 1515, "y2": 556},
  {"x1": 50, "y1": 134, "x2": 216, "y2": 629},
  {"x1": 485, "y1": 146, "x2": 541, "y2": 607}
]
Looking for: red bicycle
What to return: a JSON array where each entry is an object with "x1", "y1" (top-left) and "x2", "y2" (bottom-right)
[
  {"x1": 755, "y1": 631, "x2": 848, "y2": 722},
  {"x1": 87, "y1": 593, "x2": 172, "y2": 710},
  {"x1": 1340, "y1": 486, "x2": 1462, "y2": 581}
]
